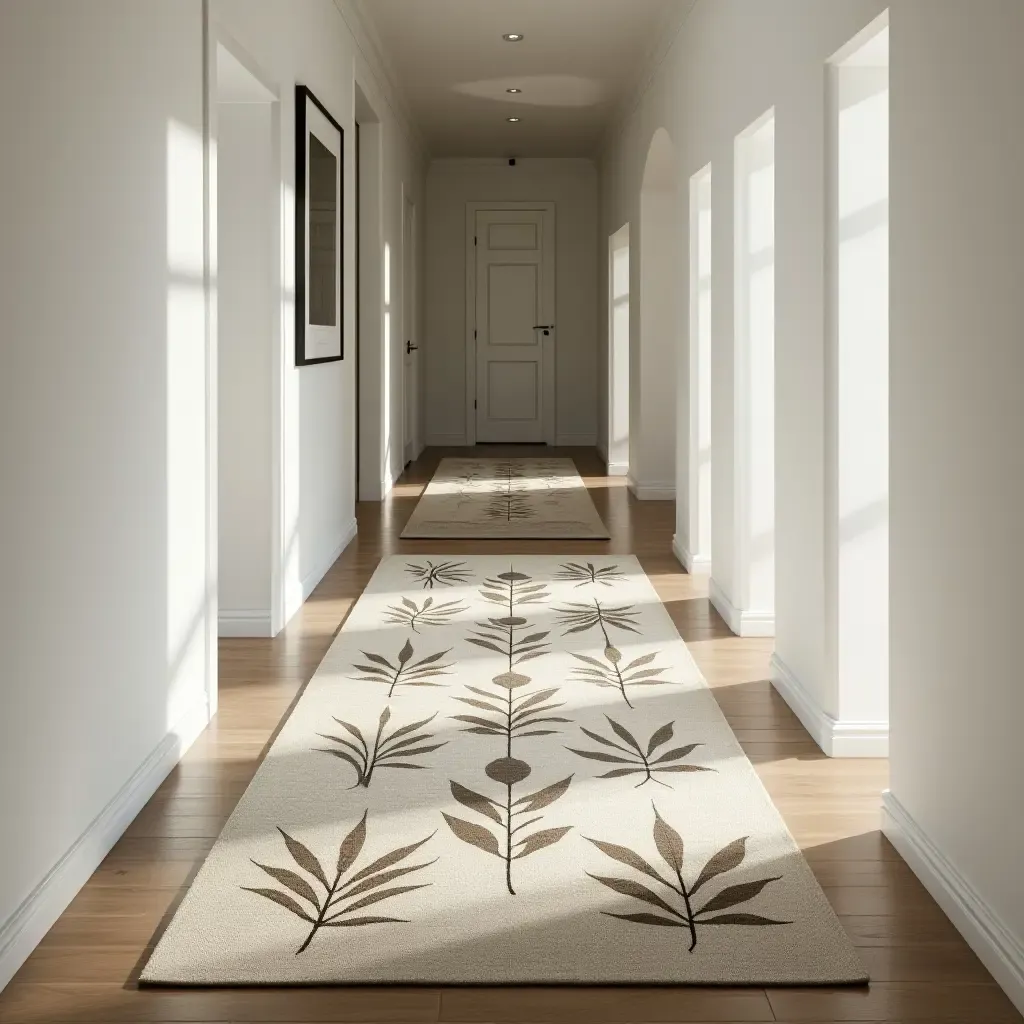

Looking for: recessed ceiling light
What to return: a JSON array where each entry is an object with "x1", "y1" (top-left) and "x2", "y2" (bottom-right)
[
  {"x1": 506, "y1": 117, "x2": 520, "y2": 123},
  {"x1": 506, "y1": 87, "x2": 522, "y2": 94},
  {"x1": 502, "y1": 33, "x2": 524, "y2": 42}
]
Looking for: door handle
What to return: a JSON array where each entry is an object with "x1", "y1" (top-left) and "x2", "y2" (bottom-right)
[
  {"x1": 533, "y1": 324, "x2": 555, "y2": 336},
  {"x1": 406, "y1": 341, "x2": 419, "y2": 354}
]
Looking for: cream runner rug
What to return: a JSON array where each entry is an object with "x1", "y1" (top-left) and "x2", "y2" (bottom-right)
[
  {"x1": 400, "y1": 458, "x2": 609, "y2": 539},
  {"x1": 142, "y1": 556, "x2": 866, "y2": 986}
]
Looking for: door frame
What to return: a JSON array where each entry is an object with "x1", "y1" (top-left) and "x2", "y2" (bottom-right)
[
  {"x1": 401, "y1": 187, "x2": 418, "y2": 463},
  {"x1": 464, "y1": 201, "x2": 556, "y2": 446}
]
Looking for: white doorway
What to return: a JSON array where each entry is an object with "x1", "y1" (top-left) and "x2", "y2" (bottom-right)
[
  {"x1": 824, "y1": 14, "x2": 889, "y2": 753},
  {"x1": 607, "y1": 223, "x2": 630, "y2": 476},
  {"x1": 402, "y1": 192, "x2": 419, "y2": 464},
  {"x1": 722, "y1": 109, "x2": 776, "y2": 637},
  {"x1": 212, "y1": 38, "x2": 281, "y2": 640},
  {"x1": 465, "y1": 202, "x2": 555, "y2": 444},
  {"x1": 685, "y1": 164, "x2": 712, "y2": 571}
]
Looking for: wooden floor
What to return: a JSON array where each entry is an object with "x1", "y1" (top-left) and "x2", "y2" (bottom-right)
[{"x1": 1, "y1": 446, "x2": 1018, "y2": 1023}]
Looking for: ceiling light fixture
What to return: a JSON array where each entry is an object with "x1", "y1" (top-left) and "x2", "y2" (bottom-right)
[
  {"x1": 506, "y1": 116, "x2": 521, "y2": 122},
  {"x1": 506, "y1": 87, "x2": 522, "y2": 94},
  {"x1": 502, "y1": 32, "x2": 524, "y2": 42}
]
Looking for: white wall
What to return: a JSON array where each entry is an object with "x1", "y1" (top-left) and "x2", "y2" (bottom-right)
[
  {"x1": 211, "y1": 0, "x2": 425, "y2": 612},
  {"x1": 0, "y1": 0, "x2": 210, "y2": 989},
  {"x1": 218, "y1": 102, "x2": 275, "y2": 633},
  {"x1": 885, "y1": 2, "x2": 1024, "y2": 1012},
  {"x1": 603, "y1": 0, "x2": 1024, "y2": 1012},
  {"x1": 424, "y1": 158, "x2": 599, "y2": 447},
  {"x1": 606, "y1": 224, "x2": 631, "y2": 474},
  {"x1": 0, "y1": 0, "x2": 423, "y2": 990}
]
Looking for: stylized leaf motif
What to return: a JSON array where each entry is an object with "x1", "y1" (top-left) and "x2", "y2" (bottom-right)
[
  {"x1": 243, "y1": 818, "x2": 434, "y2": 954},
  {"x1": 405, "y1": 560, "x2": 472, "y2": 589},
  {"x1": 603, "y1": 911, "x2": 684, "y2": 927},
  {"x1": 352, "y1": 643, "x2": 453, "y2": 697},
  {"x1": 344, "y1": 834, "x2": 435, "y2": 887},
  {"x1": 583, "y1": 838, "x2": 672, "y2": 887},
  {"x1": 587, "y1": 873, "x2": 683, "y2": 918},
  {"x1": 451, "y1": 781, "x2": 503, "y2": 823},
  {"x1": 250, "y1": 861, "x2": 321, "y2": 908},
  {"x1": 647, "y1": 721, "x2": 674, "y2": 755},
  {"x1": 442, "y1": 813, "x2": 501, "y2": 856},
  {"x1": 554, "y1": 561, "x2": 627, "y2": 588},
  {"x1": 241, "y1": 887, "x2": 315, "y2": 922},
  {"x1": 567, "y1": 721, "x2": 710, "y2": 788},
  {"x1": 319, "y1": 710, "x2": 446, "y2": 787},
  {"x1": 322, "y1": 914, "x2": 409, "y2": 927},
  {"x1": 699, "y1": 912, "x2": 790, "y2": 926},
  {"x1": 584, "y1": 808, "x2": 791, "y2": 952},
  {"x1": 690, "y1": 837, "x2": 747, "y2": 895},
  {"x1": 513, "y1": 775, "x2": 573, "y2": 812},
  {"x1": 652, "y1": 805, "x2": 684, "y2": 873},
  {"x1": 514, "y1": 826, "x2": 572, "y2": 859},
  {"x1": 695, "y1": 877, "x2": 781, "y2": 916},
  {"x1": 383, "y1": 596, "x2": 467, "y2": 632},
  {"x1": 605, "y1": 716, "x2": 643, "y2": 754},
  {"x1": 277, "y1": 828, "x2": 328, "y2": 890}
]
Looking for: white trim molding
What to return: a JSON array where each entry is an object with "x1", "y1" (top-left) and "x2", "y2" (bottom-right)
[
  {"x1": 285, "y1": 518, "x2": 358, "y2": 627},
  {"x1": 628, "y1": 478, "x2": 676, "y2": 501},
  {"x1": 769, "y1": 653, "x2": 888, "y2": 757},
  {"x1": 0, "y1": 698, "x2": 211, "y2": 992},
  {"x1": 882, "y1": 791, "x2": 1024, "y2": 1017},
  {"x1": 672, "y1": 534, "x2": 711, "y2": 574},
  {"x1": 709, "y1": 577, "x2": 775, "y2": 637},
  {"x1": 218, "y1": 610, "x2": 273, "y2": 638},
  {"x1": 606, "y1": 460, "x2": 629, "y2": 477}
]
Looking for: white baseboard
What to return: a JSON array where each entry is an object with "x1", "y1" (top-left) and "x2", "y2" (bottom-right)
[
  {"x1": 708, "y1": 577, "x2": 775, "y2": 637},
  {"x1": 0, "y1": 697, "x2": 211, "y2": 992},
  {"x1": 627, "y1": 477, "x2": 675, "y2": 500},
  {"x1": 882, "y1": 791, "x2": 1024, "y2": 1016},
  {"x1": 555, "y1": 433, "x2": 597, "y2": 447},
  {"x1": 672, "y1": 534, "x2": 711, "y2": 574},
  {"x1": 424, "y1": 432, "x2": 468, "y2": 447},
  {"x1": 285, "y1": 518, "x2": 358, "y2": 626},
  {"x1": 606, "y1": 460, "x2": 628, "y2": 477},
  {"x1": 218, "y1": 609, "x2": 272, "y2": 638},
  {"x1": 769, "y1": 653, "x2": 888, "y2": 757}
]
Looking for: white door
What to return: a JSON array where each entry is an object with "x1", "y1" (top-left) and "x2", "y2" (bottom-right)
[
  {"x1": 402, "y1": 196, "x2": 418, "y2": 464},
  {"x1": 474, "y1": 208, "x2": 555, "y2": 443}
]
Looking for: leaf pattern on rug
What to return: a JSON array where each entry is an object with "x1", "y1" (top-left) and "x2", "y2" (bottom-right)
[
  {"x1": 404, "y1": 560, "x2": 473, "y2": 589},
  {"x1": 242, "y1": 813, "x2": 436, "y2": 955},
  {"x1": 352, "y1": 640, "x2": 453, "y2": 697},
  {"x1": 553, "y1": 561, "x2": 627, "y2": 588},
  {"x1": 383, "y1": 595, "x2": 467, "y2": 633},
  {"x1": 585, "y1": 804, "x2": 791, "y2": 951},
  {"x1": 568, "y1": 648, "x2": 671, "y2": 709},
  {"x1": 317, "y1": 707, "x2": 446, "y2": 787},
  {"x1": 567, "y1": 717, "x2": 714, "y2": 787},
  {"x1": 556, "y1": 598, "x2": 641, "y2": 637},
  {"x1": 443, "y1": 765, "x2": 573, "y2": 896},
  {"x1": 445, "y1": 567, "x2": 571, "y2": 894}
]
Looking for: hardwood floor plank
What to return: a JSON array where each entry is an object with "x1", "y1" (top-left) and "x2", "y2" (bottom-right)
[{"x1": 0, "y1": 448, "x2": 1017, "y2": 1024}]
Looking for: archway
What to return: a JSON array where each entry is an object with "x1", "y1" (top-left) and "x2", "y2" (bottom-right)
[{"x1": 634, "y1": 128, "x2": 682, "y2": 502}]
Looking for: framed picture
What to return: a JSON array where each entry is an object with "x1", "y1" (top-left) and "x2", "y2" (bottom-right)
[{"x1": 295, "y1": 85, "x2": 343, "y2": 365}]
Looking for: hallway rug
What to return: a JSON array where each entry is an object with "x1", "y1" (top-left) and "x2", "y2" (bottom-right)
[
  {"x1": 400, "y1": 457, "x2": 610, "y2": 539},
  {"x1": 141, "y1": 555, "x2": 866, "y2": 986}
]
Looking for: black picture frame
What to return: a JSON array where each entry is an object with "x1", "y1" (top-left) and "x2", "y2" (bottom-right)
[{"x1": 295, "y1": 84, "x2": 344, "y2": 366}]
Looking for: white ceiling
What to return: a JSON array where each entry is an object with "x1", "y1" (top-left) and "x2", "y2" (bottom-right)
[{"x1": 355, "y1": 0, "x2": 680, "y2": 157}]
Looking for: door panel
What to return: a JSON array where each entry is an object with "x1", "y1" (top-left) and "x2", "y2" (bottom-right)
[
  {"x1": 488, "y1": 264, "x2": 539, "y2": 345},
  {"x1": 474, "y1": 208, "x2": 554, "y2": 443}
]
